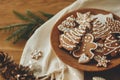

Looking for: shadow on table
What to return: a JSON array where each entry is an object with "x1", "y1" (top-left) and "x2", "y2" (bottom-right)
[{"x1": 85, "y1": 65, "x2": 120, "y2": 80}]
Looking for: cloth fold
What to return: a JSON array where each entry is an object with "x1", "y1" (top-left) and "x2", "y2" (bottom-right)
[{"x1": 20, "y1": 0, "x2": 120, "y2": 80}]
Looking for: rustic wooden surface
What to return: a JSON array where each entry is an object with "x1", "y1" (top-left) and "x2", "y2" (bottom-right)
[{"x1": 0, "y1": 0, "x2": 119, "y2": 80}]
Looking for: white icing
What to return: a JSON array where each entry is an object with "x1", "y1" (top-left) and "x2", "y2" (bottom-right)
[
  {"x1": 58, "y1": 15, "x2": 76, "y2": 32},
  {"x1": 60, "y1": 35, "x2": 76, "y2": 49},
  {"x1": 104, "y1": 34, "x2": 120, "y2": 55},
  {"x1": 78, "y1": 53, "x2": 90, "y2": 63},
  {"x1": 91, "y1": 13, "x2": 113, "y2": 24},
  {"x1": 65, "y1": 33, "x2": 78, "y2": 44}
]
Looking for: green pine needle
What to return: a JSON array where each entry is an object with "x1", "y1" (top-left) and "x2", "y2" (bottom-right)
[
  {"x1": 26, "y1": 10, "x2": 45, "y2": 24},
  {"x1": 0, "y1": 10, "x2": 54, "y2": 44},
  {"x1": 13, "y1": 10, "x2": 34, "y2": 22},
  {"x1": 40, "y1": 11, "x2": 54, "y2": 19},
  {"x1": 6, "y1": 25, "x2": 28, "y2": 41},
  {"x1": 0, "y1": 23, "x2": 29, "y2": 31}
]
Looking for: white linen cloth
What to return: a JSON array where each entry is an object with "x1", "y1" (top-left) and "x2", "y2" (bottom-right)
[{"x1": 20, "y1": 0, "x2": 120, "y2": 80}]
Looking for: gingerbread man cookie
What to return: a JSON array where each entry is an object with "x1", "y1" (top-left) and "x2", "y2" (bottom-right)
[{"x1": 73, "y1": 34, "x2": 97, "y2": 63}]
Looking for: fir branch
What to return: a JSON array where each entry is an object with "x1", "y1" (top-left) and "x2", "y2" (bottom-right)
[
  {"x1": 13, "y1": 23, "x2": 36, "y2": 44},
  {"x1": 26, "y1": 10, "x2": 45, "y2": 24},
  {"x1": 0, "y1": 23, "x2": 29, "y2": 31},
  {"x1": 13, "y1": 10, "x2": 34, "y2": 22},
  {"x1": 0, "y1": 10, "x2": 54, "y2": 44},
  {"x1": 40, "y1": 11, "x2": 54, "y2": 19},
  {"x1": 6, "y1": 25, "x2": 28, "y2": 41}
]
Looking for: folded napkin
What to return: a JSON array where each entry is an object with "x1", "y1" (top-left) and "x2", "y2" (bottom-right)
[{"x1": 20, "y1": 0, "x2": 120, "y2": 80}]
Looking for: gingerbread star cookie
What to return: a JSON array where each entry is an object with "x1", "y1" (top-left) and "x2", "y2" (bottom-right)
[
  {"x1": 73, "y1": 34, "x2": 97, "y2": 63},
  {"x1": 94, "y1": 55, "x2": 110, "y2": 67},
  {"x1": 76, "y1": 12, "x2": 92, "y2": 29}
]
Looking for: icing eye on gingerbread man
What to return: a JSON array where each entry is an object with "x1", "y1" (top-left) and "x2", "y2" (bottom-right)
[{"x1": 73, "y1": 34, "x2": 97, "y2": 63}]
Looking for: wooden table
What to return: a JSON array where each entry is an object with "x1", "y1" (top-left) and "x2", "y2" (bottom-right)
[{"x1": 0, "y1": 0, "x2": 119, "y2": 80}]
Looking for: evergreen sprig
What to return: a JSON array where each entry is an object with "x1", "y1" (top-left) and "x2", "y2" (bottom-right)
[{"x1": 0, "y1": 10, "x2": 54, "y2": 44}]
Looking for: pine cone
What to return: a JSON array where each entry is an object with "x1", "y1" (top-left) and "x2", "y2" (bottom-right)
[
  {"x1": 12, "y1": 65, "x2": 35, "y2": 80},
  {"x1": 0, "y1": 52, "x2": 35, "y2": 80},
  {"x1": 0, "y1": 51, "x2": 14, "y2": 79}
]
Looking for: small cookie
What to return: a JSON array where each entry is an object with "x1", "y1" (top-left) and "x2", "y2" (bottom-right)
[
  {"x1": 78, "y1": 53, "x2": 90, "y2": 63},
  {"x1": 31, "y1": 50, "x2": 42, "y2": 60},
  {"x1": 94, "y1": 55, "x2": 110, "y2": 67},
  {"x1": 76, "y1": 12, "x2": 92, "y2": 29},
  {"x1": 73, "y1": 34, "x2": 97, "y2": 63},
  {"x1": 58, "y1": 15, "x2": 76, "y2": 32}
]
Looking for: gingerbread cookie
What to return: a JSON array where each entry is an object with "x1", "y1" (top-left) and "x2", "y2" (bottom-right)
[
  {"x1": 94, "y1": 33, "x2": 120, "y2": 57},
  {"x1": 106, "y1": 17, "x2": 120, "y2": 33},
  {"x1": 59, "y1": 12, "x2": 93, "y2": 52},
  {"x1": 103, "y1": 33, "x2": 120, "y2": 57},
  {"x1": 76, "y1": 12, "x2": 92, "y2": 29},
  {"x1": 94, "y1": 55, "x2": 110, "y2": 67},
  {"x1": 59, "y1": 27, "x2": 85, "y2": 51},
  {"x1": 58, "y1": 15, "x2": 76, "y2": 32},
  {"x1": 91, "y1": 14, "x2": 113, "y2": 39},
  {"x1": 73, "y1": 34, "x2": 97, "y2": 63},
  {"x1": 78, "y1": 53, "x2": 90, "y2": 63},
  {"x1": 56, "y1": 9, "x2": 120, "y2": 67}
]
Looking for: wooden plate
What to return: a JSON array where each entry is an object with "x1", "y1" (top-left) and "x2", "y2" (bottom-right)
[{"x1": 50, "y1": 8, "x2": 120, "y2": 71}]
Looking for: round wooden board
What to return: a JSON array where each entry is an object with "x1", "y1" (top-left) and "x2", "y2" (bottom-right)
[{"x1": 51, "y1": 8, "x2": 120, "y2": 72}]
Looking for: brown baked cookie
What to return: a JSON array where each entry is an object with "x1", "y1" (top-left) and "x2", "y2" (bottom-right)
[
  {"x1": 94, "y1": 33, "x2": 120, "y2": 57},
  {"x1": 91, "y1": 13, "x2": 113, "y2": 39},
  {"x1": 58, "y1": 15, "x2": 76, "y2": 32},
  {"x1": 106, "y1": 17, "x2": 120, "y2": 33},
  {"x1": 59, "y1": 27, "x2": 85, "y2": 51},
  {"x1": 73, "y1": 34, "x2": 97, "y2": 63},
  {"x1": 103, "y1": 33, "x2": 120, "y2": 57}
]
